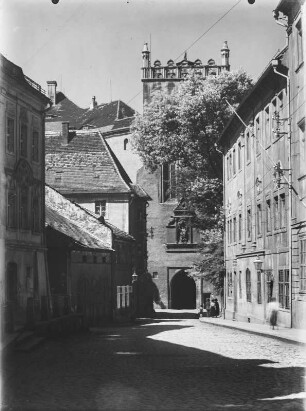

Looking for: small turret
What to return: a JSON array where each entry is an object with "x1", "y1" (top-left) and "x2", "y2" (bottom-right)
[
  {"x1": 142, "y1": 42, "x2": 150, "y2": 69},
  {"x1": 221, "y1": 41, "x2": 230, "y2": 69}
]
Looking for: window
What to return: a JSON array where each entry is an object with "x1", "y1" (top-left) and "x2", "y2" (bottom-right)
[
  {"x1": 300, "y1": 238, "x2": 306, "y2": 292},
  {"x1": 162, "y1": 163, "x2": 177, "y2": 202},
  {"x1": 233, "y1": 216, "x2": 237, "y2": 243},
  {"x1": 233, "y1": 148, "x2": 236, "y2": 175},
  {"x1": 265, "y1": 106, "x2": 270, "y2": 145},
  {"x1": 82, "y1": 255, "x2": 87, "y2": 263},
  {"x1": 255, "y1": 116, "x2": 260, "y2": 155},
  {"x1": 7, "y1": 191, "x2": 17, "y2": 228},
  {"x1": 238, "y1": 142, "x2": 241, "y2": 170},
  {"x1": 229, "y1": 219, "x2": 233, "y2": 244},
  {"x1": 32, "y1": 130, "x2": 39, "y2": 162},
  {"x1": 227, "y1": 272, "x2": 233, "y2": 297},
  {"x1": 272, "y1": 98, "x2": 277, "y2": 139},
  {"x1": 20, "y1": 124, "x2": 28, "y2": 157},
  {"x1": 246, "y1": 131, "x2": 250, "y2": 162},
  {"x1": 239, "y1": 271, "x2": 242, "y2": 298},
  {"x1": 256, "y1": 203, "x2": 262, "y2": 236},
  {"x1": 280, "y1": 194, "x2": 286, "y2": 228},
  {"x1": 274, "y1": 196, "x2": 279, "y2": 230},
  {"x1": 227, "y1": 220, "x2": 230, "y2": 244},
  {"x1": 6, "y1": 117, "x2": 15, "y2": 153},
  {"x1": 229, "y1": 153, "x2": 232, "y2": 179},
  {"x1": 246, "y1": 269, "x2": 251, "y2": 302},
  {"x1": 95, "y1": 200, "x2": 106, "y2": 217},
  {"x1": 296, "y1": 19, "x2": 303, "y2": 67},
  {"x1": 279, "y1": 269, "x2": 289, "y2": 309},
  {"x1": 32, "y1": 188, "x2": 40, "y2": 233},
  {"x1": 257, "y1": 270, "x2": 262, "y2": 304},
  {"x1": 238, "y1": 213, "x2": 242, "y2": 242},
  {"x1": 93, "y1": 255, "x2": 97, "y2": 264},
  {"x1": 19, "y1": 188, "x2": 29, "y2": 229},
  {"x1": 266, "y1": 199, "x2": 271, "y2": 233},
  {"x1": 247, "y1": 207, "x2": 252, "y2": 240},
  {"x1": 124, "y1": 138, "x2": 128, "y2": 150},
  {"x1": 152, "y1": 272, "x2": 158, "y2": 279}
]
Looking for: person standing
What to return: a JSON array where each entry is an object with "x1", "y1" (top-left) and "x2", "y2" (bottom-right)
[
  {"x1": 210, "y1": 299, "x2": 216, "y2": 317},
  {"x1": 267, "y1": 297, "x2": 279, "y2": 330},
  {"x1": 214, "y1": 298, "x2": 220, "y2": 317},
  {"x1": 205, "y1": 299, "x2": 211, "y2": 317}
]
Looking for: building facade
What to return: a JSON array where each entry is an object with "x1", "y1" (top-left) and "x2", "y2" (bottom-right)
[
  {"x1": 45, "y1": 185, "x2": 136, "y2": 324},
  {"x1": 221, "y1": 0, "x2": 306, "y2": 329},
  {"x1": 0, "y1": 55, "x2": 51, "y2": 334},
  {"x1": 274, "y1": 0, "x2": 306, "y2": 329},
  {"x1": 137, "y1": 44, "x2": 230, "y2": 309},
  {"x1": 220, "y1": 50, "x2": 291, "y2": 326}
]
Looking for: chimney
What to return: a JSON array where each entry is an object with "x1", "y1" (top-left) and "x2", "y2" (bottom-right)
[
  {"x1": 47, "y1": 81, "x2": 57, "y2": 105},
  {"x1": 90, "y1": 96, "x2": 97, "y2": 110},
  {"x1": 61, "y1": 121, "x2": 69, "y2": 145}
]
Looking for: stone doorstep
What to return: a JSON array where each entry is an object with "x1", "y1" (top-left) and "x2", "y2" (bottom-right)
[{"x1": 199, "y1": 317, "x2": 306, "y2": 345}]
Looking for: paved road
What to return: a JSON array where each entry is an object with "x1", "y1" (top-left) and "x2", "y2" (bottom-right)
[{"x1": 2, "y1": 319, "x2": 306, "y2": 410}]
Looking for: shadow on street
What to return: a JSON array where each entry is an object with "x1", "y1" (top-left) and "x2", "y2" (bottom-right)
[{"x1": 2, "y1": 319, "x2": 305, "y2": 410}]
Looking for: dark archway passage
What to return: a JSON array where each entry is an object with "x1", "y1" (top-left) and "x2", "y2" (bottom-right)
[{"x1": 170, "y1": 270, "x2": 196, "y2": 309}]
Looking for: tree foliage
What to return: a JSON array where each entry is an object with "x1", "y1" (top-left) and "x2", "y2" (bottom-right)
[
  {"x1": 132, "y1": 69, "x2": 252, "y2": 230},
  {"x1": 132, "y1": 69, "x2": 252, "y2": 291}
]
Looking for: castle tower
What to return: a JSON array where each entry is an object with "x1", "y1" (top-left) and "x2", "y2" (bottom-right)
[{"x1": 221, "y1": 41, "x2": 230, "y2": 70}]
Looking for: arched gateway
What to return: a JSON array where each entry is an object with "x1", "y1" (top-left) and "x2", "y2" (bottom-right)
[{"x1": 170, "y1": 270, "x2": 196, "y2": 309}]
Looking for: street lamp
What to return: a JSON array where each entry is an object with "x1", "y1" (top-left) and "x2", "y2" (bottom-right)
[{"x1": 253, "y1": 256, "x2": 263, "y2": 272}]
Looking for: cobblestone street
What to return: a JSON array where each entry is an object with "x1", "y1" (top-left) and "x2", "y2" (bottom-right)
[{"x1": 2, "y1": 319, "x2": 306, "y2": 410}]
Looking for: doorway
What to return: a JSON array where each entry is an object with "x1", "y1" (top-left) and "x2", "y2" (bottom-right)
[{"x1": 170, "y1": 270, "x2": 196, "y2": 309}]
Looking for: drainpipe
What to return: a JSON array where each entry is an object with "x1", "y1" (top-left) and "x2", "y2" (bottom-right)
[{"x1": 271, "y1": 34, "x2": 292, "y2": 328}]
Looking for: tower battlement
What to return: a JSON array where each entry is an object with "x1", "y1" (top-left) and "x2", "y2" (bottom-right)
[{"x1": 141, "y1": 41, "x2": 230, "y2": 81}]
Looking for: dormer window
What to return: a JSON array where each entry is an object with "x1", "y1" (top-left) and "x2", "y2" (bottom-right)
[{"x1": 95, "y1": 200, "x2": 106, "y2": 217}]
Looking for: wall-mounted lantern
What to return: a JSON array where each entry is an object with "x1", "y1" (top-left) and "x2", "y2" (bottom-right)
[{"x1": 253, "y1": 256, "x2": 263, "y2": 272}]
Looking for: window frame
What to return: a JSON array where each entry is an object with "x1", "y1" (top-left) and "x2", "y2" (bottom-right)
[
  {"x1": 247, "y1": 206, "x2": 252, "y2": 241},
  {"x1": 246, "y1": 268, "x2": 251, "y2": 302},
  {"x1": 95, "y1": 200, "x2": 107, "y2": 217},
  {"x1": 300, "y1": 238, "x2": 306, "y2": 293},
  {"x1": 256, "y1": 203, "x2": 262, "y2": 237},
  {"x1": 279, "y1": 269, "x2": 290, "y2": 309},
  {"x1": 266, "y1": 198, "x2": 272, "y2": 233},
  {"x1": 6, "y1": 117, "x2": 15, "y2": 154},
  {"x1": 257, "y1": 270, "x2": 262, "y2": 304}
]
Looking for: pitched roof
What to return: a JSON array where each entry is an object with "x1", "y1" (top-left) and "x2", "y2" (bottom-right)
[
  {"x1": 78, "y1": 100, "x2": 135, "y2": 129},
  {"x1": 46, "y1": 92, "x2": 86, "y2": 128},
  {"x1": 46, "y1": 95, "x2": 135, "y2": 132},
  {"x1": 45, "y1": 185, "x2": 113, "y2": 250},
  {"x1": 45, "y1": 129, "x2": 138, "y2": 195}
]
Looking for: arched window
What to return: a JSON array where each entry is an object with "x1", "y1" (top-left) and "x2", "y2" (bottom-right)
[{"x1": 124, "y1": 138, "x2": 128, "y2": 151}]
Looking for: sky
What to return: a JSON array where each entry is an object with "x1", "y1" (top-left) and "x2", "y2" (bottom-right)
[{"x1": 1, "y1": 0, "x2": 285, "y2": 113}]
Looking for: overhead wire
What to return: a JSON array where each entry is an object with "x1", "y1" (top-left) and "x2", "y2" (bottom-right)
[{"x1": 127, "y1": 0, "x2": 242, "y2": 105}]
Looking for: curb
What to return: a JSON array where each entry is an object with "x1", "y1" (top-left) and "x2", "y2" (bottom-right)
[{"x1": 199, "y1": 318, "x2": 306, "y2": 346}]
